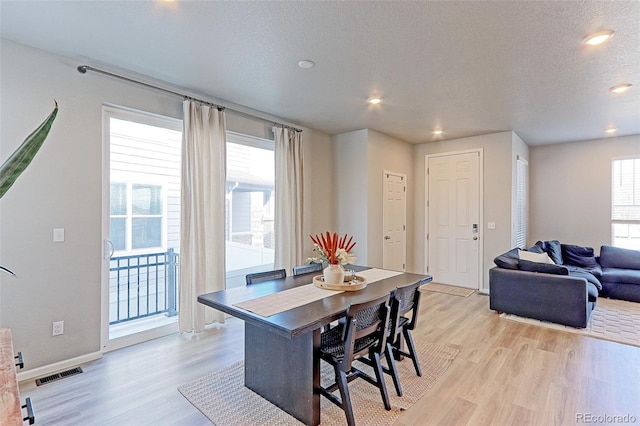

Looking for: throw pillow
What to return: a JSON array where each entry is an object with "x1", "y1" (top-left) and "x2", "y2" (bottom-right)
[
  {"x1": 494, "y1": 248, "x2": 520, "y2": 269},
  {"x1": 519, "y1": 249, "x2": 555, "y2": 264},
  {"x1": 519, "y1": 259, "x2": 569, "y2": 275},
  {"x1": 561, "y1": 244, "x2": 598, "y2": 268},
  {"x1": 536, "y1": 240, "x2": 563, "y2": 265}
]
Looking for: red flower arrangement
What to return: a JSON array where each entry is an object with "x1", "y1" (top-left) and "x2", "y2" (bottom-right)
[{"x1": 309, "y1": 232, "x2": 357, "y2": 265}]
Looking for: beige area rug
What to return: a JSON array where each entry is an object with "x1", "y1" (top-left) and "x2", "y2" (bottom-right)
[
  {"x1": 500, "y1": 297, "x2": 640, "y2": 347},
  {"x1": 178, "y1": 341, "x2": 459, "y2": 425},
  {"x1": 424, "y1": 282, "x2": 476, "y2": 297}
]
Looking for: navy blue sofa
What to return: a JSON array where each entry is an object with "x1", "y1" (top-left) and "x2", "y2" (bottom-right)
[{"x1": 489, "y1": 241, "x2": 640, "y2": 328}]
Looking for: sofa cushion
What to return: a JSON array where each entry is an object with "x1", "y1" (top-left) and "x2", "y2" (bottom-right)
[
  {"x1": 561, "y1": 244, "x2": 599, "y2": 269},
  {"x1": 566, "y1": 266, "x2": 603, "y2": 291},
  {"x1": 519, "y1": 250, "x2": 555, "y2": 264},
  {"x1": 599, "y1": 245, "x2": 640, "y2": 270},
  {"x1": 536, "y1": 240, "x2": 563, "y2": 265},
  {"x1": 601, "y1": 268, "x2": 640, "y2": 285},
  {"x1": 527, "y1": 244, "x2": 544, "y2": 254},
  {"x1": 494, "y1": 248, "x2": 520, "y2": 269},
  {"x1": 519, "y1": 259, "x2": 568, "y2": 275}
]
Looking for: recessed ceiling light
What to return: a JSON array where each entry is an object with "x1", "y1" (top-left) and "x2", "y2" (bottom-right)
[
  {"x1": 368, "y1": 97, "x2": 382, "y2": 105},
  {"x1": 610, "y1": 83, "x2": 633, "y2": 93},
  {"x1": 605, "y1": 128, "x2": 618, "y2": 134},
  {"x1": 432, "y1": 130, "x2": 443, "y2": 135},
  {"x1": 582, "y1": 30, "x2": 615, "y2": 45},
  {"x1": 297, "y1": 60, "x2": 315, "y2": 69}
]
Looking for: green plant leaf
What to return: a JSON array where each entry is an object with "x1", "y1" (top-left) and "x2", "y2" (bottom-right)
[
  {"x1": 0, "y1": 265, "x2": 16, "y2": 277},
  {"x1": 0, "y1": 101, "x2": 58, "y2": 199}
]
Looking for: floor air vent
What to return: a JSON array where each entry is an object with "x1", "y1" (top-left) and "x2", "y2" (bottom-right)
[{"x1": 35, "y1": 367, "x2": 83, "y2": 386}]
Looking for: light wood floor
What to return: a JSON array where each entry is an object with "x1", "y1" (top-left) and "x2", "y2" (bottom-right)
[{"x1": 19, "y1": 291, "x2": 640, "y2": 425}]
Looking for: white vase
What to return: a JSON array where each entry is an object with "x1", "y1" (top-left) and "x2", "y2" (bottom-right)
[{"x1": 323, "y1": 264, "x2": 345, "y2": 284}]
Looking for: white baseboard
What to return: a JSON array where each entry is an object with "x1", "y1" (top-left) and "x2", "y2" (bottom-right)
[
  {"x1": 17, "y1": 351, "x2": 103, "y2": 383},
  {"x1": 478, "y1": 288, "x2": 490, "y2": 295}
]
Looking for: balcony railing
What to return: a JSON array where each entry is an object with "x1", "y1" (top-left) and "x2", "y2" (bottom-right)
[{"x1": 109, "y1": 249, "x2": 179, "y2": 325}]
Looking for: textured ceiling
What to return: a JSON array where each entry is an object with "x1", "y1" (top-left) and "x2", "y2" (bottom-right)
[{"x1": 1, "y1": 1, "x2": 638, "y2": 145}]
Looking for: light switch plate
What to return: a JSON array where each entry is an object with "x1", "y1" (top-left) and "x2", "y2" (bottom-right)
[
  {"x1": 53, "y1": 228, "x2": 65, "y2": 242},
  {"x1": 487, "y1": 222, "x2": 496, "y2": 230}
]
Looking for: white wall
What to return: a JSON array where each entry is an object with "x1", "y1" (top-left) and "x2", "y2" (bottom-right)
[
  {"x1": 0, "y1": 39, "x2": 333, "y2": 372},
  {"x1": 530, "y1": 134, "x2": 640, "y2": 250},
  {"x1": 413, "y1": 132, "x2": 516, "y2": 290},
  {"x1": 333, "y1": 130, "x2": 369, "y2": 263}
]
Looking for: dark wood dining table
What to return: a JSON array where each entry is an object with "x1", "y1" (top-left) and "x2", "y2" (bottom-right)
[{"x1": 197, "y1": 265, "x2": 432, "y2": 425}]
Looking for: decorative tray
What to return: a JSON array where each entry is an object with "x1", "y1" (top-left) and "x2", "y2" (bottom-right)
[{"x1": 313, "y1": 275, "x2": 367, "y2": 291}]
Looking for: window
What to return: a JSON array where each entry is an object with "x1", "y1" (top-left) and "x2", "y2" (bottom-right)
[
  {"x1": 224, "y1": 131, "x2": 275, "y2": 288},
  {"x1": 514, "y1": 157, "x2": 528, "y2": 249},
  {"x1": 110, "y1": 183, "x2": 164, "y2": 251},
  {"x1": 612, "y1": 157, "x2": 640, "y2": 250}
]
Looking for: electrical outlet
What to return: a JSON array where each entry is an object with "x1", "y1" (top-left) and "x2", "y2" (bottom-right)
[{"x1": 52, "y1": 321, "x2": 64, "y2": 336}]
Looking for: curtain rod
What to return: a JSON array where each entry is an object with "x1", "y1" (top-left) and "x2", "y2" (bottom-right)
[{"x1": 77, "y1": 64, "x2": 302, "y2": 132}]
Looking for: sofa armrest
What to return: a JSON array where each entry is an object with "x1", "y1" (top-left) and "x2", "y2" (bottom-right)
[{"x1": 489, "y1": 267, "x2": 592, "y2": 328}]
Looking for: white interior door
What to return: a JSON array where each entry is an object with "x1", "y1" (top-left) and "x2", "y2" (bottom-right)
[
  {"x1": 427, "y1": 152, "x2": 480, "y2": 288},
  {"x1": 383, "y1": 171, "x2": 406, "y2": 271}
]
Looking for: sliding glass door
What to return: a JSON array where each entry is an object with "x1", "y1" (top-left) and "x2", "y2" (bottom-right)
[{"x1": 101, "y1": 106, "x2": 182, "y2": 352}]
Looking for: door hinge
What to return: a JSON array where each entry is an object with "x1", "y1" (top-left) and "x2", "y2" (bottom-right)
[
  {"x1": 427, "y1": 200, "x2": 429, "y2": 208},
  {"x1": 403, "y1": 263, "x2": 406, "y2": 270},
  {"x1": 426, "y1": 266, "x2": 429, "y2": 273},
  {"x1": 404, "y1": 186, "x2": 406, "y2": 192},
  {"x1": 426, "y1": 233, "x2": 429, "y2": 241},
  {"x1": 403, "y1": 225, "x2": 406, "y2": 231}
]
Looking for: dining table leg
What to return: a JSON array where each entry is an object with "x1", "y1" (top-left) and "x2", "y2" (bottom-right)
[{"x1": 244, "y1": 323, "x2": 321, "y2": 425}]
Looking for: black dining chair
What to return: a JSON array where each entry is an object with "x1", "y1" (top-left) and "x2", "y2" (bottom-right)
[
  {"x1": 317, "y1": 293, "x2": 392, "y2": 426},
  {"x1": 292, "y1": 263, "x2": 323, "y2": 276},
  {"x1": 245, "y1": 269, "x2": 287, "y2": 285},
  {"x1": 388, "y1": 281, "x2": 424, "y2": 381}
]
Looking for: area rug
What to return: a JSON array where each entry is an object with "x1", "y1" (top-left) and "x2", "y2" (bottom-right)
[
  {"x1": 500, "y1": 297, "x2": 640, "y2": 348},
  {"x1": 423, "y1": 282, "x2": 475, "y2": 297},
  {"x1": 178, "y1": 340, "x2": 459, "y2": 425}
]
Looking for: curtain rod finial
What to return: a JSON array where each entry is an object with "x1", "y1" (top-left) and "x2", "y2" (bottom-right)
[{"x1": 77, "y1": 65, "x2": 88, "y2": 74}]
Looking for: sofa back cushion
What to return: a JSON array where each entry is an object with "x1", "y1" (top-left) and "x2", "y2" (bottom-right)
[
  {"x1": 519, "y1": 259, "x2": 569, "y2": 275},
  {"x1": 561, "y1": 244, "x2": 598, "y2": 268},
  {"x1": 599, "y1": 245, "x2": 640, "y2": 270},
  {"x1": 494, "y1": 247, "x2": 520, "y2": 269},
  {"x1": 535, "y1": 240, "x2": 563, "y2": 264}
]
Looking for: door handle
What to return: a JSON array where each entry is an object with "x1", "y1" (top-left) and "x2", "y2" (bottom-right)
[
  {"x1": 104, "y1": 240, "x2": 115, "y2": 259},
  {"x1": 473, "y1": 236, "x2": 478, "y2": 241},
  {"x1": 384, "y1": 235, "x2": 391, "y2": 240}
]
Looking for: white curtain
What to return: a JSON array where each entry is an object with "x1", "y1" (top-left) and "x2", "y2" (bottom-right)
[
  {"x1": 179, "y1": 100, "x2": 226, "y2": 333},
  {"x1": 273, "y1": 127, "x2": 304, "y2": 274}
]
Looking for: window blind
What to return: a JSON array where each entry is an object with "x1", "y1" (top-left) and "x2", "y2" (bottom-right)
[
  {"x1": 612, "y1": 158, "x2": 640, "y2": 221},
  {"x1": 515, "y1": 157, "x2": 528, "y2": 249}
]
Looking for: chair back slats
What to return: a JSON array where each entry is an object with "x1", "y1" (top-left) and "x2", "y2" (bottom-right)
[
  {"x1": 292, "y1": 263, "x2": 323, "y2": 276},
  {"x1": 245, "y1": 269, "x2": 287, "y2": 285},
  {"x1": 390, "y1": 282, "x2": 422, "y2": 332},
  {"x1": 342, "y1": 294, "x2": 391, "y2": 368}
]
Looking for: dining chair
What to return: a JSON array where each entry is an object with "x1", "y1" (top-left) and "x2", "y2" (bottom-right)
[
  {"x1": 317, "y1": 293, "x2": 392, "y2": 426},
  {"x1": 292, "y1": 263, "x2": 323, "y2": 276},
  {"x1": 388, "y1": 281, "x2": 424, "y2": 381},
  {"x1": 245, "y1": 269, "x2": 287, "y2": 285}
]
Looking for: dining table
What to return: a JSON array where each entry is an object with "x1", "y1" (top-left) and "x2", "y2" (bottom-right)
[{"x1": 197, "y1": 265, "x2": 432, "y2": 426}]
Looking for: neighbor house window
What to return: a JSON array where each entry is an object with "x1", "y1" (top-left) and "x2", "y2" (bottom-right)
[
  {"x1": 612, "y1": 157, "x2": 640, "y2": 250},
  {"x1": 110, "y1": 182, "x2": 164, "y2": 252}
]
